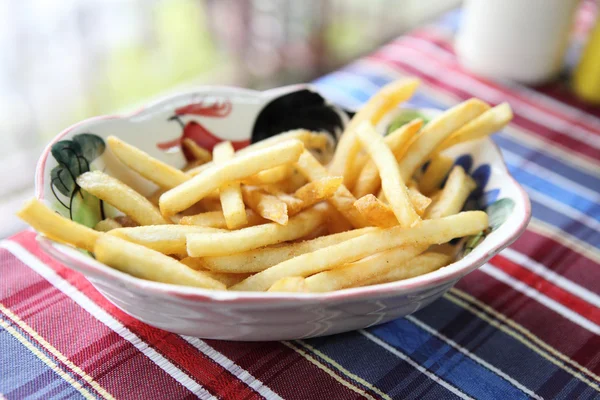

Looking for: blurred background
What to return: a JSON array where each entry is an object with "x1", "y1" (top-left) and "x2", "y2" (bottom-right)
[{"x1": 0, "y1": 0, "x2": 460, "y2": 236}]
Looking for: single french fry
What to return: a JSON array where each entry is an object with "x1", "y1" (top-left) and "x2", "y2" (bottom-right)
[
  {"x1": 306, "y1": 245, "x2": 429, "y2": 292},
  {"x1": 230, "y1": 211, "x2": 488, "y2": 291},
  {"x1": 242, "y1": 186, "x2": 289, "y2": 225},
  {"x1": 418, "y1": 155, "x2": 455, "y2": 196},
  {"x1": 77, "y1": 171, "x2": 169, "y2": 226},
  {"x1": 398, "y1": 99, "x2": 490, "y2": 181},
  {"x1": 329, "y1": 78, "x2": 420, "y2": 188},
  {"x1": 294, "y1": 176, "x2": 343, "y2": 209},
  {"x1": 353, "y1": 118, "x2": 423, "y2": 198},
  {"x1": 202, "y1": 227, "x2": 376, "y2": 273},
  {"x1": 213, "y1": 141, "x2": 248, "y2": 229},
  {"x1": 107, "y1": 136, "x2": 189, "y2": 189},
  {"x1": 407, "y1": 186, "x2": 432, "y2": 217},
  {"x1": 295, "y1": 150, "x2": 368, "y2": 228},
  {"x1": 355, "y1": 121, "x2": 420, "y2": 227},
  {"x1": 179, "y1": 257, "x2": 250, "y2": 287},
  {"x1": 17, "y1": 198, "x2": 101, "y2": 252},
  {"x1": 187, "y1": 206, "x2": 327, "y2": 257},
  {"x1": 243, "y1": 164, "x2": 292, "y2": 185},
  {"x1": 182, "y1": 138, "x2": 212, "y2": 163},
  {"x1": 108, "y1": 225, "x2": 225, "y2": 254},
  {"x1": 179, "y1": 209, "x2": 266, "y2": 228},
  {"x1": 160, "y1": 139, "x2": 304, "y2": 216},
  {"x1": 268, "y1": 277, "x2": 308, "y2": 293},
  {"x1": 354, "y1": 194, "x2": 397, "y2": 228},
  {"x1": 94, "y1": 218, "x2": 122, "y2": 232},
  {"x1": 426, "y1": 166, "x2": 476, "y2": 219},
  {"x1": 358, "y1": 252, "x2": 452, "y2": 287},
  {"x1": 94, "y1": 234, "x2": 225, "y2": 289},
  {"x1": 438, "y1": 103, "x2": 513, "y2": 151}
]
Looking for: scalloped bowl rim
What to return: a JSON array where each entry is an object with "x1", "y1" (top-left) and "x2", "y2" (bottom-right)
[{"x1": 34, "y1": 85, "x2": 532, "y2": 306}]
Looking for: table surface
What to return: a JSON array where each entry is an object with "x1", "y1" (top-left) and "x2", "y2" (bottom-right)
[{"x1": 2, "y1": 4, "x2": 600, "y2": 400}]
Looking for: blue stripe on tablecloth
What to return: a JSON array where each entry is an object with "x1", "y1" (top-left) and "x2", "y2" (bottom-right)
[
  {"x1": 302, "y1": 332, "x2": 464, "y2": 400},
  {"x1": 0, "y1": 325, "x2": 85, "y2": 400},
  {"x1": 313, "y1": 75, "x2": 600, "y2": 248},
  {"x1": 412, "y1": 297, "x2": 599, "y2": 399}
]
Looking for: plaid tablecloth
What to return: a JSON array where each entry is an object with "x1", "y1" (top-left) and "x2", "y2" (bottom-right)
[{"x1": 3, "y1": 4, "x2": 600, "y2": 400}]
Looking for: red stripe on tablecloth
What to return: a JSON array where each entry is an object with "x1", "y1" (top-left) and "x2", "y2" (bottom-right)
[
  {"x1": 404, "y1": 29, "x2": 600, "y2": 127},
  {"x1": 206, "y1": 341, "x2": 365, "y2": 400},
  {"x1": 490, "y1": 254, "x2": 600, "y2": 326},
  {"x1": 456, "y1": 270, "x2": 600, "y2": 375},
  {"x1": 0, "y1": 248, "x2": 193, "y2": 400},
  {"x1": 11, "y1": 231, "x2": 364, "y2": 400},
  {"x1": 368, "y1": 49, "x2": 600, "y2": 163},
  {"x1": 511, "y1": 229, "x2": 600, "y2": 295},
  {"x1": 10, "y1": 232, "x2": 260, "y2": 400}
]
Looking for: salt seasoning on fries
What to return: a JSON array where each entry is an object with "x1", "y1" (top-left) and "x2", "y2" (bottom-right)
[{"x1": 17, "y1": 78, "x2": 514, "y2": 294}]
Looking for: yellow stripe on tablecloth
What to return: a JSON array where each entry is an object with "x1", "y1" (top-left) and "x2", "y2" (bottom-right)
[
  {"x1": 445, "y1": 289, "x2": 600, "y2": 392},
  {"x1": 0, "y1": 303, "x2": 115, "y2": 400}
]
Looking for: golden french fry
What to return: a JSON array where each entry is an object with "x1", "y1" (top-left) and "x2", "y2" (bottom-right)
[
  {"x1": 179, "y1": 257, "x2": 250, "y2": 287},
  {"x1": 407, "y1": 186, "x2": 432, "y2": 217},
  {"x1": 230, "y1": 210, "x2": 488, "y2": 291},
  {"x1": 268, "y1": 277, "x2": 308, "y2": 292},
  {"x1": 179, "y1": 209, "x2": 266, "y2": 229},
  {"x1": 94, "y1": 218, "x2": 122, "y2": 232},
  {"x1": 187, "y1": 206, "x2": 327, "y2": 257},
  {"x1": 202, "y1": 227, "x2": 376, "y2": 273},
  {"x1": 353, "y1": 118, "x2": 423, "y2": 198},
  {"x1": 77, "y1": 171, "x2": 169, "y2": 225},
  {"x1": 107, "y1": 136, "x2": 189, "y2": 189},
  {"x1": 358, "y1": 252, "x2": 452, "y2": 287},
  {"x1": 399, "y1": 99, "x2": 490, "y2": 181},
  {"x1": 355, "y1": 121, "x2": 420, "y2": 227},
  {"x1": 438, "y1": 102, "x2": 513, "y2": 151},
  {"x1": 182, "y1": 138, "x2": 212, "y2": 163},
  {"x1": 324, "y1": 203, "x2": 354, "y2": 234},
  {"x1": 108, "y1": 225, "x2": 225, "y2": 254},
  {"x1": 242, "y1": 186, "x2": 289, "y2": 225},
  {"x1": 306, "y1": 245, "x2": 428, "y2": 292},
  {"x1": 17, "y1": 198, "x2": 101, "y2": 252},
  {"x1": 243, "y1": 164, "x2": 292, "y2": 185},
  {"x1": 94, "y1": 234, "x2": 225, "y2": 289},
  {"x1": 329, "y1": 78, "x2": 420, "y2": 188},
  {"x1": 294, "y1": 176, "x2": 343, "y2": 209},
  {"x1": 160, "y1": 140, "x2": 304, "y2": 216},
  {"x1": 418, "y1": 155, "x2": 455, "y2": 196},
  {"x1": 295, "y1": 150, "x2": 368, "y2": 228},
  {"x1": 354, "y1": 194, "x2": 397, "y2": 228},
  {"x1": 426, "y1": 166, "x2": 476, "y2": 219},
  {"x1": 213, "y1": 141, "x2": 248, "y2": 229}
]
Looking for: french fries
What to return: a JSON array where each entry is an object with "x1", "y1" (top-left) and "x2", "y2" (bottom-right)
[
  {"x1": 353, "y1": 118, "x2": 422, "y2": 198},
  {"x1": 426, "y1": 166, "x2": 477, "y2": 219},
  {"x1": 230, "y1": 211, "x2": 488, "y2": 291},
  {"x1": 418, "y1": 155, "x2": 454, "y2": 196},
  {"x1": 17, "y1": 199, "x2": 101, "y2": 252},
  {"x1": 19, "y1": 79, "x2": 508, "y2": 295},
  {"x1": 95, "y1": 235, "x2": 225, "y2": 289},
  {"x1": 77, "y1": 171, "x2": 169, "y2": 226},
  {"x1": 398, "y1": 98, "x2": 489, "y2": 181},
  {"x1": 242, "y1": 186, "x2": 289, "y2": 225},
  {"x1": 160, "y1": 139, "x2": 304, "y2": 216},
  {"x1": 108, "y1": 225, "x2": 225, "y2": 254},
  {"x1": 213, "y1": 141, "x2": 248, "y2": 229},
  {"x1": 355, "y1": 121, "x2": 419, "y2": 227},
  {"x1": 107, "y1": 136, "x2": 189, "y2": 189},
  {"x1": 187, "y1": 206, "x2": 327, "y2": 257},
  {"x1": 202, "y1": 227, "x2": 377, "y2": 273}
]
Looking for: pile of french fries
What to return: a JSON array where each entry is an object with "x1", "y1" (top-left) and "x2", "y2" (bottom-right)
[{"x1": 18, "y1": 78, "x2": 513, "y2": 293}]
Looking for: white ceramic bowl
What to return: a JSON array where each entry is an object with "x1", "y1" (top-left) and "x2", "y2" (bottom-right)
[{"x1": 35, "y1": 85, "x2": 530, "y2": 341}]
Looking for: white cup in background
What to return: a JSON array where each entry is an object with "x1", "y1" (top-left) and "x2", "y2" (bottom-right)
[{"x1": 456, "y1": 0, "x2": 580, "y2": 85}]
